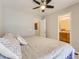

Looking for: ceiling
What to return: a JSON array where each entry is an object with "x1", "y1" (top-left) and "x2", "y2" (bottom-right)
[{"x1": 2, "y1": 0, "x2": 79, "y2": 16}]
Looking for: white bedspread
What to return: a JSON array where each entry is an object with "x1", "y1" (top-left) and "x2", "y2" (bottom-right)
[
  {"x1": 0, "y1": 38, "x2": 22, "y2": 59},
  {"x1": 22, "y1": 36, "x2": 74, "y2": 59}
]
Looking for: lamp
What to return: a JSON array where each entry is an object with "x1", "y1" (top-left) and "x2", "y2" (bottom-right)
[{"x1": 40, "y1": 5, "x2": 46, "y2": 12}]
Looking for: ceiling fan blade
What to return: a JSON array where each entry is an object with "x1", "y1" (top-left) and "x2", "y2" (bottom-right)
[
  {"x1": 46, "y1": 0, "x2": 51, "y2": 4},
  {"x1": 46, "y1": 5, "x2": 54, "y2": 8},
  {"x1": 41, "y1": 0, "x2": 44, "y2": 3},
  {"x1": 33, "y1": 0, "x2": 40, "y2": 5},
  {"x1": 33, "y1": 6, "x2": 40, "y2": 9}
]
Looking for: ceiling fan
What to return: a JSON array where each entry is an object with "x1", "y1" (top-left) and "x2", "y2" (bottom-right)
[{"x1": 33, "y1": 0, "x2": 54, "y2": 12}]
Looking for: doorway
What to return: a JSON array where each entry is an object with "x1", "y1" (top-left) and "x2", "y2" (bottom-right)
[{"x1": 58, "y1": 13, "x2": 71, "y2": 43}]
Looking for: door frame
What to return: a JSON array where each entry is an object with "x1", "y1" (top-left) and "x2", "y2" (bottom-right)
[{"x1": 58, "y1": 13, "x2": 72, "y2": 43}]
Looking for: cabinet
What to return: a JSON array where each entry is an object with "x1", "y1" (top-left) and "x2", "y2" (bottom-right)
[{"x1": 59, "y1": 31, "x2": 70, "y2": 43}]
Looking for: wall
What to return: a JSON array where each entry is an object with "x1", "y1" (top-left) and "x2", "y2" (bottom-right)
[
  {"x1": 59, "y1": 15, "x2": 71, "y2": 31},
  {"x1": 3, "y1": 7, "x2": 46, "y2": 37},
  {"x1": 46, "y1": 3, "x2": 79, "y2": 52},
  {"x1": 3, "y1": 8, "x2": 35, "y2": 37},
  {"x1": 46, "y1": 14, "x2": 58, "y2": 39},
  {"x1": 39, "y1": 18, "x2": 46, "y2": 37},
  {"x1": 0, "y1": 0, "x2": 3, "y2": 35}
]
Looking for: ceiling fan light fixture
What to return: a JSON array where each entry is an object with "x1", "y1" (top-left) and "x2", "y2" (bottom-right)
[
  {"x1": 42, "y1": 10, "x2": 45, "y2": 12},
  {"x1": 40, "y1": 5, "x2": 46, "y2": 10},
  {"x1": 33, "y1": 0, "x2": 54, "y2": 12}
]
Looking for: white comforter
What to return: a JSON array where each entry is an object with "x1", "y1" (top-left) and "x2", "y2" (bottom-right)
[
  {"x1": 0, "y1": 36, "x2": 74, "y2": 59},
  {"x1": 22, "y1": 36, "x2": 74, "y2": 59},
  {"x1": 0, "y1": 38, "x2": 22, "y2": 59}
]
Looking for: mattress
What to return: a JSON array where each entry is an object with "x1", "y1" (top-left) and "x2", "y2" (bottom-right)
[{"x1": 21, "y1": 36, "x2": 74, "y2": 59}]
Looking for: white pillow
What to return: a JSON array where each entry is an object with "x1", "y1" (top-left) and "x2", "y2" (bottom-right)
[
  {"x1": 3, "y1": 33, "x2": 15, "y2": 39},
  {"x1": 3, "y1": 33, "x2": 18, "y2": 44},
  {"x1": 16, "y1": 35, "x2": 27, "y2": 45},
  {"x1": 4, "y1": 33, "x2": 27, "y2": 45}
]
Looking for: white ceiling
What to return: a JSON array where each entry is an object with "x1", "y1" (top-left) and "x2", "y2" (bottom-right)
[{"x1": 3, "y1": 0, "x2": 79, "y2": 16}]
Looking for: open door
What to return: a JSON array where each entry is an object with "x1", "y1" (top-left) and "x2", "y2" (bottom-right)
[{"x1": 58, "y1": 13, "x2": 71, "y2": 43}]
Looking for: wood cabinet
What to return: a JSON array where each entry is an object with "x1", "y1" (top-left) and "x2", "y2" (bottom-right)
[{"x1": 59, "y1": 31, "x2": 70, "y2": 43}]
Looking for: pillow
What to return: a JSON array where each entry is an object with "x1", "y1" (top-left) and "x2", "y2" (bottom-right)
[
  {"x1": 3, "y1": 33, "x2": 15, "y2": 39},
  {"x1": 16, "y1": 35, "x2": 27, "y2": 46},
  {"x1": 3, "y1": 33, "x2": 18, "y2": 44},
  {"x1": 4, "y1": 33, "x2": 27, "y2": 45}
]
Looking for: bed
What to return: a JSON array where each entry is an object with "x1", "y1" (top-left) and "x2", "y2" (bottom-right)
[
  {"x1": 0, "y1": 33, "x2": 74, "y2": 59},
  {"x1": 0, "y1": 33, "x2": 22, "y2": 59},
  {"x1": 21, "y1": 36, "x2": 74, "y2": 59}
]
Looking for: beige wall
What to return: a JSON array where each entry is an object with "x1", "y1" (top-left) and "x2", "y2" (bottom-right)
[
  {"x1": 46, "y1": 3, "x2": 79, "y2": 53},
  {"x1": 0, "y1": 0, "x2": 3, "y2": 35},
  {"x1": 3, "y1": 8, "x2": 35, "y2": 37},
  {"x1": 59, "y1": 15, "x2": 71, "y2": 31}
]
